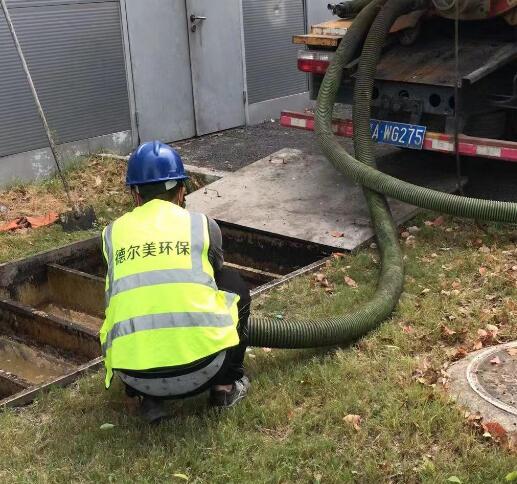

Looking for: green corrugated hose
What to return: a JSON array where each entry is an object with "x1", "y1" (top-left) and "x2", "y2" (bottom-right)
[
  {"x1": 248, "y1": 0, "x2": 517, "y2": 349},
  {"x1": 248, "y1": 0, "x2": 399, "y2": 348}
]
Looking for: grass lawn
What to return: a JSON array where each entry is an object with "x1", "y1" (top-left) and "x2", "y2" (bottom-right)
[{"x1": 1, "y1": 157, "x2": 517, "y2": 483}]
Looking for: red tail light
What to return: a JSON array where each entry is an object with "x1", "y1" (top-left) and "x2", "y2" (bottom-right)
[{"x1": 297, "y1": 50, "x2": 334, "y2": 74}]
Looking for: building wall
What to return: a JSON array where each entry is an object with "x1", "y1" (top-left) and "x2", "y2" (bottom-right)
[
  {"x1": 0, "y1": 0, "x2": 132, "y2": 186},
  {"x1": 306, "y1": 0, "x2": 334, "y2": 27},
  {"x1": 0, "y1": 0, "x2": 333, "y2": 187}
]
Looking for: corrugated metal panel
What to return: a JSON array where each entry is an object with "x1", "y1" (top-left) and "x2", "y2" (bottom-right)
[
  {"x1": 0, "y1": 1, "x2": 130, "y2": 157},
  {"x1": 243, "y1": 0, "x2": 307, "y2": 104},
  {"x1": 6, "y1": 1, "x2": 108, "y2": 7}
]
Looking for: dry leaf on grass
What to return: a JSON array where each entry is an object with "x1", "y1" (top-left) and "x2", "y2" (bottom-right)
[
  {"x1": 314, "y1": 272, "x2": 334, "y2": 294},
  {"x1": 314, "y1": 273, "x2": 329, "y2": 287},
  {"x1": 402, "y1": 325, "x2": 414, "y2": 335},
  {"x1": 344, "y1": 276, "x2": 358, "y2": 288},
  {"x1": 472, "y1": 341, "x2": 484, "y2": 351},
  {"x1": 343, "y1": 414, "x2": 362, "y2": 431},
  {"x1": 451, "y1": 347, "x2": 469, "y2": 361},
  {"x1": 432, "y1": 215, "x2": 445, "y2": 226},
  {"x1": 482, "y1": 421, "x2": 508, "y2": 443},
  {"x1": 441, "y1": 325, "x2": 456, "y2": 337},
  {"x1": 465, "y1": 411, "x2": 483, "y2": 428}
]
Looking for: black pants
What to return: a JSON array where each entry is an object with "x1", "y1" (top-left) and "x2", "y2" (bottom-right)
[
  {"x1": 123, "y1": 268, "x2": 250, "y2": 398},
  {"x1": 213, "y1": 267, "x2": 251, "y2": 385}
]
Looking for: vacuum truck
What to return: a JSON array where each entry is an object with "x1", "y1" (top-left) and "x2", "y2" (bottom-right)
[{"x1": 281, "y1": 0, "x2": 517, "y2": 162}]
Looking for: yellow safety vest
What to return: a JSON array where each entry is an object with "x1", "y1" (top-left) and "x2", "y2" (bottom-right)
[{"x1": 100, "y1": 199, "x2": 240, "y2": 388}]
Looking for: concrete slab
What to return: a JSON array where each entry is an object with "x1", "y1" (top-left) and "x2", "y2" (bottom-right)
[
  {"x1": 447, "y1": 342, "x2": 517, "y2": 436},
  {"x1": 187, "y1": 148, "x2": 461, "y2": 251}
]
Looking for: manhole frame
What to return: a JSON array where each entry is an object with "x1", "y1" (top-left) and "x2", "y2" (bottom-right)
[{"x1": 467, "y1": 341, "x2": 517, "y2": 417}]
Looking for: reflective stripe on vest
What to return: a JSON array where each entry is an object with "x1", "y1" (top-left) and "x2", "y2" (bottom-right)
[{"x1": 101, "y1": 308, "x2": 237, "y2": 357}]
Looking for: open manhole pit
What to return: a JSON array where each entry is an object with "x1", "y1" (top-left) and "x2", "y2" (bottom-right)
[
  {"x1": 0, "y1": 165, "x2": 335, "y2": 407},
  {"x1": 0, "y1": 300, "x2": 100, "y2": 404},
  {"x1": 0, "y1": 222, "x2": 332, "y2": 408},
  {"x1": 0, "y1": 336, "x2": 75, "y2": 385}
]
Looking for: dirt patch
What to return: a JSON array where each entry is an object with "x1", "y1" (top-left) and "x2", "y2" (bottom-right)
[
  {"x1": 37, "y1": 303, "x2": 102, "y2": 333},
  {"x1": 0, "y1": 156, "x2": 129, "y2": 222}
]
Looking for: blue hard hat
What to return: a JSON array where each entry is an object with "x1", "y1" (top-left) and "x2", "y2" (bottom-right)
[{"x1": 126, "y1": 141, "x2": 189, "y2": 186}]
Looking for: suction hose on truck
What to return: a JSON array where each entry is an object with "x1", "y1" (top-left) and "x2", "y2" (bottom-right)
[{"x1": 247, "y1": 0, "x2": 517, "y2": 349}]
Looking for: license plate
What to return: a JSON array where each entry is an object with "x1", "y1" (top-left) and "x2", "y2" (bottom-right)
[{"x1": 369, "y1": 119, "x2": 426, "y2": 150}]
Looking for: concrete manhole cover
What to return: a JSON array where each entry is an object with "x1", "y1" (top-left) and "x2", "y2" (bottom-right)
[{"x1": 467, "y1": 342, "x2": 517, "y2": 416}]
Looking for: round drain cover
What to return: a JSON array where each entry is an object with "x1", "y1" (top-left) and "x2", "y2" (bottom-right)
[{"x1": 467, "y1": 342, "x2": 517, "y2": 416}]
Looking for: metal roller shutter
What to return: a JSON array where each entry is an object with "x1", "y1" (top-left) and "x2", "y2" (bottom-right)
[
  {"x1": 242, "y1": 0, "x2": 307, "y2": 104},
  {"x1": 0, "y1": 0, "x2": 130, "y2": 158}
]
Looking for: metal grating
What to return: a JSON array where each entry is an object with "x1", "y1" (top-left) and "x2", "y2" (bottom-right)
[
  {"x1": 242, "y1": 0, "x2": 308, "y2": 104},
  {"x1": 0, "y1": 1, "x2": 130, "y2": 158}
]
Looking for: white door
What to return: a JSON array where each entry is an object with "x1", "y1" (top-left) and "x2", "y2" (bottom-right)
[
  {"x1": 187, "y1": 0, "x2": 246, "y2": 135},
  {"x1": 125, "y1": 0, "x2": 196, "y2": 142}
]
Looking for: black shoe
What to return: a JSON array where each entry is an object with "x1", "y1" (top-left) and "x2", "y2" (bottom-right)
[
  {"x1": 209, "y1": 376, "x2": 250, "y2": 408},
  {"x1": 140, "y1": 397, "x2": 169, "y2": 424}
]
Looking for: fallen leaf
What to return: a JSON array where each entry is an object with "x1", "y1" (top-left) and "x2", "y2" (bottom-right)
[
  {"x1": 172, "y1": 474, "x2": 189, "y2": 481},
  {"x1": 507, "y1": 348, "x2": 517, "y2": 357},
  {"x1": 100, "y1": 423, "x2": 115, "y2": 430},
  {"x1": 472, "y1": 341, "x2": 483, "y2": 351},
  {"x1": 262, "y1": 347, "x2": 272, "y2": 353},
  {"x1": 505, "y1": 470, "x2": 517, "y2": 482},
  {"x1": 330, "y1": 231, "x2": 344, "y2": 238},
  {"x1": 482, "y1": 421, "x2": 507, "y2": 442},
  {"x1": 315, "y1": 273, "x2": 325, "y2": 281},
  {"x1": 332, "y1": 252, "x2": 345, "y2": 259},
  {"x1": 344, "y1": 276, "x2": 358, "y2": 288},
  {"x1": 465, "y1": 411, "x2": 483, "y2": 424},
  {"x1": 432, "y1": 216, "x2": 445, "y2": 226},
  {"x1": 343, "y1": 414, "x2": 362, "y2": 431},
  {"x1": 441, "y1": 325, "x2": 456, "y2": 337},
  {"x1": 314, "y1": 273, "x2": 330, "y2": 287},
  {"x1": 479, "y1": 267, "x2": 487, "y2": 276},
  {"x1": 447, "y1": 477, "x2": 462, "y2": 483},
  {"x1": 452, "y1": 347, "x2": 469, "y2": 360},
  {"x1": 486, "y1": 324, "x2": 499, "y2": 336},
  {"x1": 402, "y1": 325, "x2": 414, "y2": 334},
  {"x1": 490, "y1": 356, "x2": 501, "y2": 365},
  {"x1": 451, "y1": 281, "x2": 461, "y2": 289}
]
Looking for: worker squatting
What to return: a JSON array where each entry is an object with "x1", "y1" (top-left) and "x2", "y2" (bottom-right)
[{"x1": 100, "y1": 141, "x2": 251, "y2": 423}]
